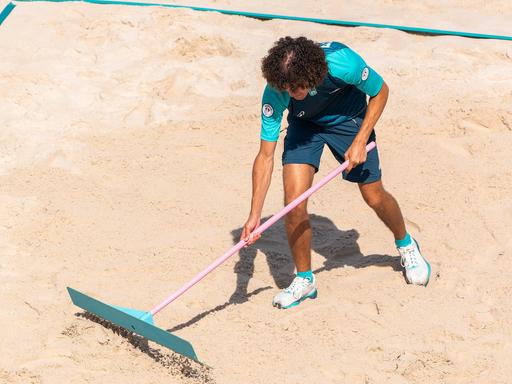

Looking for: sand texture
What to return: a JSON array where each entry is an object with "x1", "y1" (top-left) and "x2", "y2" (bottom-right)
[{"x1": 1, "y1": 2, "x2": 511, "y2": 383}]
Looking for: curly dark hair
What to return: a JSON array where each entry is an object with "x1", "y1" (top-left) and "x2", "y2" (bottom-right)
[{"x1": 261, "y1": 36, "x2": 327, "y2": 92}]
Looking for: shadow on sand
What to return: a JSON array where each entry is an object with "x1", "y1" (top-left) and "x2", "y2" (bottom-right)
[{"x1": 167, "y1": 213, "x2": 401, "y2": 333}]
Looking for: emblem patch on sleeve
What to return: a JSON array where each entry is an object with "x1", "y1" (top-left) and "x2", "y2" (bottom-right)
[
  {"x1": 262, "y1": 104, "x2": 274, "y2": 117},
  {"x1": 361, "y1": 67, "x2": 369, "y2": 81}
]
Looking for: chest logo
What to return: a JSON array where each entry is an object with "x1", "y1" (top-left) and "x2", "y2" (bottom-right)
[
  {"x1": 308, "y1": 88, "x2": 318, "y2": 96},
  {"x1": 297, "y1": 111, "x2": 305, "y2": 118},
  {"x1": 361, "y1": 67, "x2": 369, "y2": 81},
  {"x1": 262, "y1": 104, "x2": 274, "y2": 117}
]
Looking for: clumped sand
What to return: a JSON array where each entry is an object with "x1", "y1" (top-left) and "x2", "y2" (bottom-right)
[{"x1": 1, "y1": 1, "x2": 511, "y2": 383}]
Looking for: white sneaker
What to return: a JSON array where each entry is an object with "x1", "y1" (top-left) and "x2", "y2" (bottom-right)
[
  {"x1": 272, "y1": 275, "x2": 317, "y2": 309},
  {"x1": 398, "y1": 239, "x2": 431, "y2": 286}
]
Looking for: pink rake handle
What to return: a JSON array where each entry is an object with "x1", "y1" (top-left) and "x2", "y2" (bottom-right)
[{"x1": 149, "y1": 141, "x2": 376, "y2": 316}]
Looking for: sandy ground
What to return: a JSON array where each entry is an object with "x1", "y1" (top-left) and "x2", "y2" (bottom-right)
[{"x1": 1, "y1": 1, "x2": 512, "y2": 383}]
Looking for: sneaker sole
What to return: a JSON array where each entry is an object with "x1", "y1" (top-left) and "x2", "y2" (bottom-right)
[
  {"x1": 415, "y1": 239, "x2": 431, "y2": 287},
  {"x1": 425, "y1": 260, "x2": 431, "y2": 286},
  {"x1": 273, "y1": 289, "x2": 318, "y2": 310}
]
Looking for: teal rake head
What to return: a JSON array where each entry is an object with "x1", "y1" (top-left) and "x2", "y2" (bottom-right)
[{"x1": 67, "y1": 287, "x2": 198, "y2": 361}]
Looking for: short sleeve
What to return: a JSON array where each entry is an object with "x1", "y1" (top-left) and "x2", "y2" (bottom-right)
[
  {"x1": 326, "y1": 47, "x2": 384, "y2": 97},
  {"x1": 260, "y1": 85, "x2": 290, "y2": 142}
]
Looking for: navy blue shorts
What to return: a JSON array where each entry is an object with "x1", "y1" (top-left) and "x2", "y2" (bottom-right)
[{"x1": 282, "y1": 117, "x2": 381, "y2": 184}]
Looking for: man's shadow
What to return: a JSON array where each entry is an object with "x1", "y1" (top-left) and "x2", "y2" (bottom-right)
[
  {"x1": 168, "y1": 213, "x2": 400, "y2": 332},
  {"x1": 229, "y1": 213, "x2": 401, "y2": 304}
]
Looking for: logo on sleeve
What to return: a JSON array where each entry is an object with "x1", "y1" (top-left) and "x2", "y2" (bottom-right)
[
  {"x1": 262, "y1": 104, "x2": 274, "y2": 117},
  {"x1": 361, "y1": 67, "x2": 369, "y2": 81}
]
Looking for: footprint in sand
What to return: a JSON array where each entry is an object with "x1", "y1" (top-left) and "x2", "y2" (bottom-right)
[{"x1": 434, "y1": 137, "x2": 473, "y2": 158}]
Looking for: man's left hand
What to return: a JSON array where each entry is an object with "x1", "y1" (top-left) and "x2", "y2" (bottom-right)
[{"x1": 344, "y1": 140, "x2": 368, "y2": 173}]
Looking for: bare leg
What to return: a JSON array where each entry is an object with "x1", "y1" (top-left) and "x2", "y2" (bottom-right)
[
  {"x1": 358, "y1": 180, "x2": 407, "y2": 240},
  {"x1": 283, "y1": 164, "x2": 315, "y2": 272}
]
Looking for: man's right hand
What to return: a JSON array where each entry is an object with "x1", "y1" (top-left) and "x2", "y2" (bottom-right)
[{"x1": 241, "y1": 215, "x2": 261, "y2": 246}]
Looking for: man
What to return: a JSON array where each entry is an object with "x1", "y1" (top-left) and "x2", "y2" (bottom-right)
[{"x1": 241, "y1": 36, "x2": 430, "y2": 309}]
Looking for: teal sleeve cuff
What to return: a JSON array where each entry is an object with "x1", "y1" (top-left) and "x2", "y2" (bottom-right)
[
  {"x1": 260, "y1": 128, "x2": 280, "y2": 142},
  {"x1": 260, "y1": 85, "x2": 289, "y2": 142},
  {"x1": 363, "y1": 67, "x2": 384, "y2": 97}
]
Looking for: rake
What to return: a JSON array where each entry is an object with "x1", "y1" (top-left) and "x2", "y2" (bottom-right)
[{"x1": 68, "y1": 142, "x2": 376, "y2": 362}]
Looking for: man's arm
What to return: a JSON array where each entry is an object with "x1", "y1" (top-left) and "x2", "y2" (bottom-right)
[
  {"x1": 242, "y1": 139, "x2": 277, "y2": 244},
  {"x1": 324, "y1": 45, "x2": 387, "y2": 171},
  {"x1": 242, "y1": 84, "x2": 287, "y2": 243},
  {"x1": 345, "y1": 81, "x2": 389, "y2": 172}
]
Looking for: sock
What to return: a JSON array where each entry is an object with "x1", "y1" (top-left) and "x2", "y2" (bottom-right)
[
  {"x1": 297, "y1": 270, "x2": 313, "y2": 282},
  {"x1": 395, "y1": 232, "x2": 413, "y2": 248}
]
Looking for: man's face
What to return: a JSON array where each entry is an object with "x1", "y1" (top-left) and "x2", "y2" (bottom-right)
[{"x1": 286, "y1": 86, "x2": 309, "y2": 100}]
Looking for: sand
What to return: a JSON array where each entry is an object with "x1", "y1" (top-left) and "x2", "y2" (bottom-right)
[{"x1": 1, "y1": 1, "x2": 511, "y2": 383}]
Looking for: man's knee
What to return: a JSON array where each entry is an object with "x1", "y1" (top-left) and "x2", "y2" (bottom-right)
[
  {"x1": 285, "y1": 201, "x2": 308, "y2": 224},
  {"x1": 364, "y1": 194, "x2": 385, "y2": 210},
  {"x1": 361, "y1": 184, "x2": 388, "y2": 210}
]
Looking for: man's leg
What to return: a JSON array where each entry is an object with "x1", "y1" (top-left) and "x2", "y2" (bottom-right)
[
  {"x1": 274, "y1": 118, "x2": 323, "y2": 308},
  {"x1": 321, "y1": 116, "x2": 430, "y2": 286},
  {"x1": 358, "y1": 179, "x2": 431, "y2": 285},
  {"x1": 272, "y1": 163, "x2": 318, "y2": 309},
  {"x1": 358, "y1": 180, "x2": 406, "y2": 241},
  {"x1": 283, "y1": 163, "x2": 316, "y2": 272}
]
